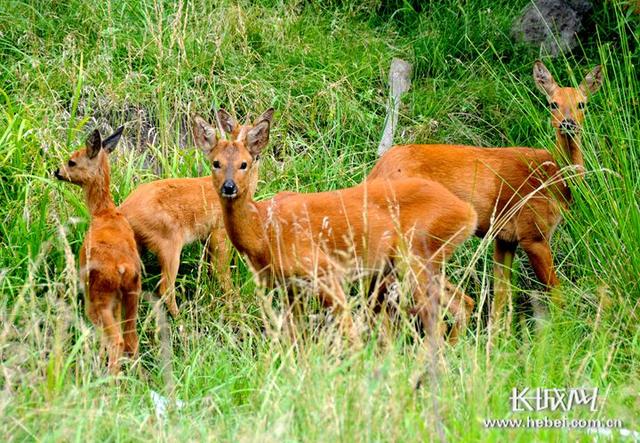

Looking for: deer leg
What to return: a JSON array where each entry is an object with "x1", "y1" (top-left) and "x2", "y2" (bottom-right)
[
  {"x1": 317, "y1": 276, "x2": 358, "y2": 345},
  {"x1": 158, "y1": 243, "x2": 181, "y2": 317},
  {"x1": 85, "y1": 299, "x2": 103, "y2": 362},
  {"x1": 85, "y1": 298, "x2": 100, "y2": 326},
  {"x1": 407, "y1": 236, "x2": 451, "y2": 344},
  {"x1": 491, "y1": 239, "x2": 517, "y2": 332},
  {"x1": 441, "y1": 278, "x2": 474, "y2": 344},
  {"x1": 113, "y1": 297, "x2": 122, "y2": 331},
  {"x1": 369, "y1": 272, "x2": 397, "y2": 342},
  {"x1": 282, "y1": 287, "x2": 303, "y2": 346},
  {"x1": 122, "y1": 277, "x2": 141, "y2": 359},
  {"x1": 208, "y1": 227, "x2": 234, "y2": 295},
  {"x1": 521, "y1": 239, "x2": 561, "y2": 306},
  {"x1": 407, "y1": 255, "x2": 445, "y2": 344},
  {"x1": 96, "y1": 301, "x2": 124, "y2": 375}
]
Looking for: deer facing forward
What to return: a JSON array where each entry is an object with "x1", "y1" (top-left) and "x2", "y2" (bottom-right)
[
  {"x1": 119, "y1": 109, "x2": 274, "y2": 317},
  {"x1": 368, "y1": 61, "x2": 603, "y2": 326},
  {"x1": 193, "y1": 114, "x2": 478, "y2": 342}
]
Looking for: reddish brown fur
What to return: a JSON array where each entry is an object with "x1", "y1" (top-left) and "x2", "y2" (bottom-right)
[
  {"x1": 54, "y1": 128, "x2": 140, "y2": 374},
  {"x1": 119, "y1": 109, "x2": 273, "y2": 316},
  {"x1": 367, "y1": 61, "x2": 603, "y2": 322},
  {"x1": 194, "y1": 116, "x2": 478, "y2": 341}
]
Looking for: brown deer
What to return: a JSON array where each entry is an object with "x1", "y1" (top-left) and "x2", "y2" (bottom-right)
[
  {"x1": 119, "y1": 109, "x2": 274, "y2": 317},
  {"x1": 193, "y1": 115, "x2": 478, "y2": 342},
  {"x1": 54, "y1": 127, "x2": 141, "y2": 374},
  {"x1": 367, "y1": 61, "x2": 603, "y2": 326}
]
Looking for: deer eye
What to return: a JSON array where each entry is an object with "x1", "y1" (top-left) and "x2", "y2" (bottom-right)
[
  {"x1": 577, "y1": 102, "x2": 586, "y2": 110},
  {"x1": 550, "y1": 102, "x2": 559, "y2": 110},
  {"x1": 239, "y1": 161, "x2": 248, "y2": 170},
  {"x1": 68, "y1": 160, "x2": 76, "y2": 167},
  {"x1": 212, "y1": 160, "x2": 221, "y2": 169}
]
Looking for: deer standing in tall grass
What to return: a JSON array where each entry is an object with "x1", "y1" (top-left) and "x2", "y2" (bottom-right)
[
  {"x1": 119, "y1": 109, "x2": 274, "y2": 317},
  {"x1": 54, "y1": 127, "x2": 140, "y2": 374},
  {"x1": 193, "y1": 114, "x2": 478, "y2": 342},
  {"x1": 368, "y1": 61, "x2": 603, "y2": 326}
]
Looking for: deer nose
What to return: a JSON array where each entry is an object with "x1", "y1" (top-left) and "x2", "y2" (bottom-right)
[
  {"x1": 560, "y1": 119, "x2": 578, "y2": 134},
  {"x1": 221, "y1": 179, "x2": 238, "y2": 198},
  {"x1": 53, "y1": 169, "x2": 62, "y2": 180}
]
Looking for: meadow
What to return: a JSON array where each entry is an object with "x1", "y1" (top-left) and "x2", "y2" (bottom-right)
[{"x1": 1, "y1": 0, "x2": 639, "y2": 441}]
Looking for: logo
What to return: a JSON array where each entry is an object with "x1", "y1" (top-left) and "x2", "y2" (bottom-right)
[{"x1": 510, "y1": 388, "x2": 598, "y2": 412}]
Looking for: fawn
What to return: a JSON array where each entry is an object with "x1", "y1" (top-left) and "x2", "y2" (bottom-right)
[
  {"x1": 193, "y1": 115, "x2": 478, "y2": 342},
  {"x1": 368, "y1": 61, "x2": 603, "y2": 325},
  {"x1": 54, "y1": 127, "x2": 141, "y2": 374},
  {"x1": 119, "y1": 109, "x2": 274, "y2": 317}
]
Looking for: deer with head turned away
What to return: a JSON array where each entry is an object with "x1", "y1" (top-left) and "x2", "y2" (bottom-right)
[
  {"x1": 193, "y1": 113, "x2": 478, "y2": 343},
  {"x1": 119, "y1": 109, "x2": 274, "y2": 317},
  {"x1": 367, "y1": 61, "x2": 603, "y2": 329},
  {"x1": 54, "y1": 127, "x2": 140, "y2": 374}
]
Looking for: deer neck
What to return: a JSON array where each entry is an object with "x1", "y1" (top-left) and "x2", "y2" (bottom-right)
[
  {"x1": 219, "y1": 192, "x2": 267, "y2": 264},
  {"x1": 555, "y1": 130, "x2": 584, "y2": 170},
  {"x1": 552, "y1": 129, "x2": 585, "y2": 204},
  {"x1": 83, "y1": 161, "x2": 116, "y2": 216}
]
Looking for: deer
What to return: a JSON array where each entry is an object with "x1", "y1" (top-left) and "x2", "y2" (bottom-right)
[
  {"x1": 367, "y1": 61, "x2": 603, "y2": 328},
  {"x1": 53, "y1": 127, "x2": 141, "y2": 374},
  {"x1": 193, "y1": 114, "x2": 479, "y2": 343},
  {"x1": 119, "y1": 109, "x2": 274, "y2": 317}
]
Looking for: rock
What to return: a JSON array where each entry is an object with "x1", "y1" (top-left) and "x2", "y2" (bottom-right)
[{"x1": 512, "y1": 0, "x2": 593, "y2": 56}]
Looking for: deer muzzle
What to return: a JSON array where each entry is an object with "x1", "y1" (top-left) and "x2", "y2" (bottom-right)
[{"x1": 221, "y1": 179, "x2": 238, "y2": 198}]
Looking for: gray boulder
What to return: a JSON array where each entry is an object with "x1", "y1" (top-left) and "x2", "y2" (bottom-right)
[{"x1": 513, "y1": 0, "x2": 593, "y2": 56}]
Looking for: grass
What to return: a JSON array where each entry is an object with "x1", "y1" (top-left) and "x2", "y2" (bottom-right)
[{"x1": 1, "y1": 0, "x2": 639, "y2": 441}]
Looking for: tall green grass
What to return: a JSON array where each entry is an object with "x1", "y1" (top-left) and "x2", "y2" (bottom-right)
[{"x1": 1, "y1": 0, "x2": 638, "y2": 441}]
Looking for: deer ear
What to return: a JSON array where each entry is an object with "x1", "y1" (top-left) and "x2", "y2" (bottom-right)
[
  {"x1": 254, "y1": 108, "x2": 274, "y2": 125},
  {"x1": 86, "y1": 129, "x2": 102, "y2": 159},
  {"x1": 246, "y1": 120, "x2": 270, "y2": 156},
  {"x1": 216, "y1": 109, "x2": 237, "y2": 134},
  {"x1": 102, "y1": 126, "x2": 124, "y2": 153},
  {"x1": 580, "y1": 65, "x2": 603, "y2": 95},
  {"x1": 193, "y1": 116, "x2": 217, "y2": 155},
  {"x1": 533, "y1": 60, "x2": 558, "y2": 98}
]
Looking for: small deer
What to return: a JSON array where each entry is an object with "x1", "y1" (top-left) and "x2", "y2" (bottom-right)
[
  {"x1": 119, "y1": 109, "x2": 274, "y2": 317},
  {"x1": 367, "y1": 61, "x2": 603, "y2": 326},
  {"x1": 54, "y1": 127, "x2": 141, "y2": 374},
  {"x1": 193, "y1": 115, "x2": 478, "y2": 342}
]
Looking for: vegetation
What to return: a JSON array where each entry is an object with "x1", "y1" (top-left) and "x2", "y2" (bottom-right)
[{"x1": 1, "y1": 0, "x2": 638, "y2": 440}]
